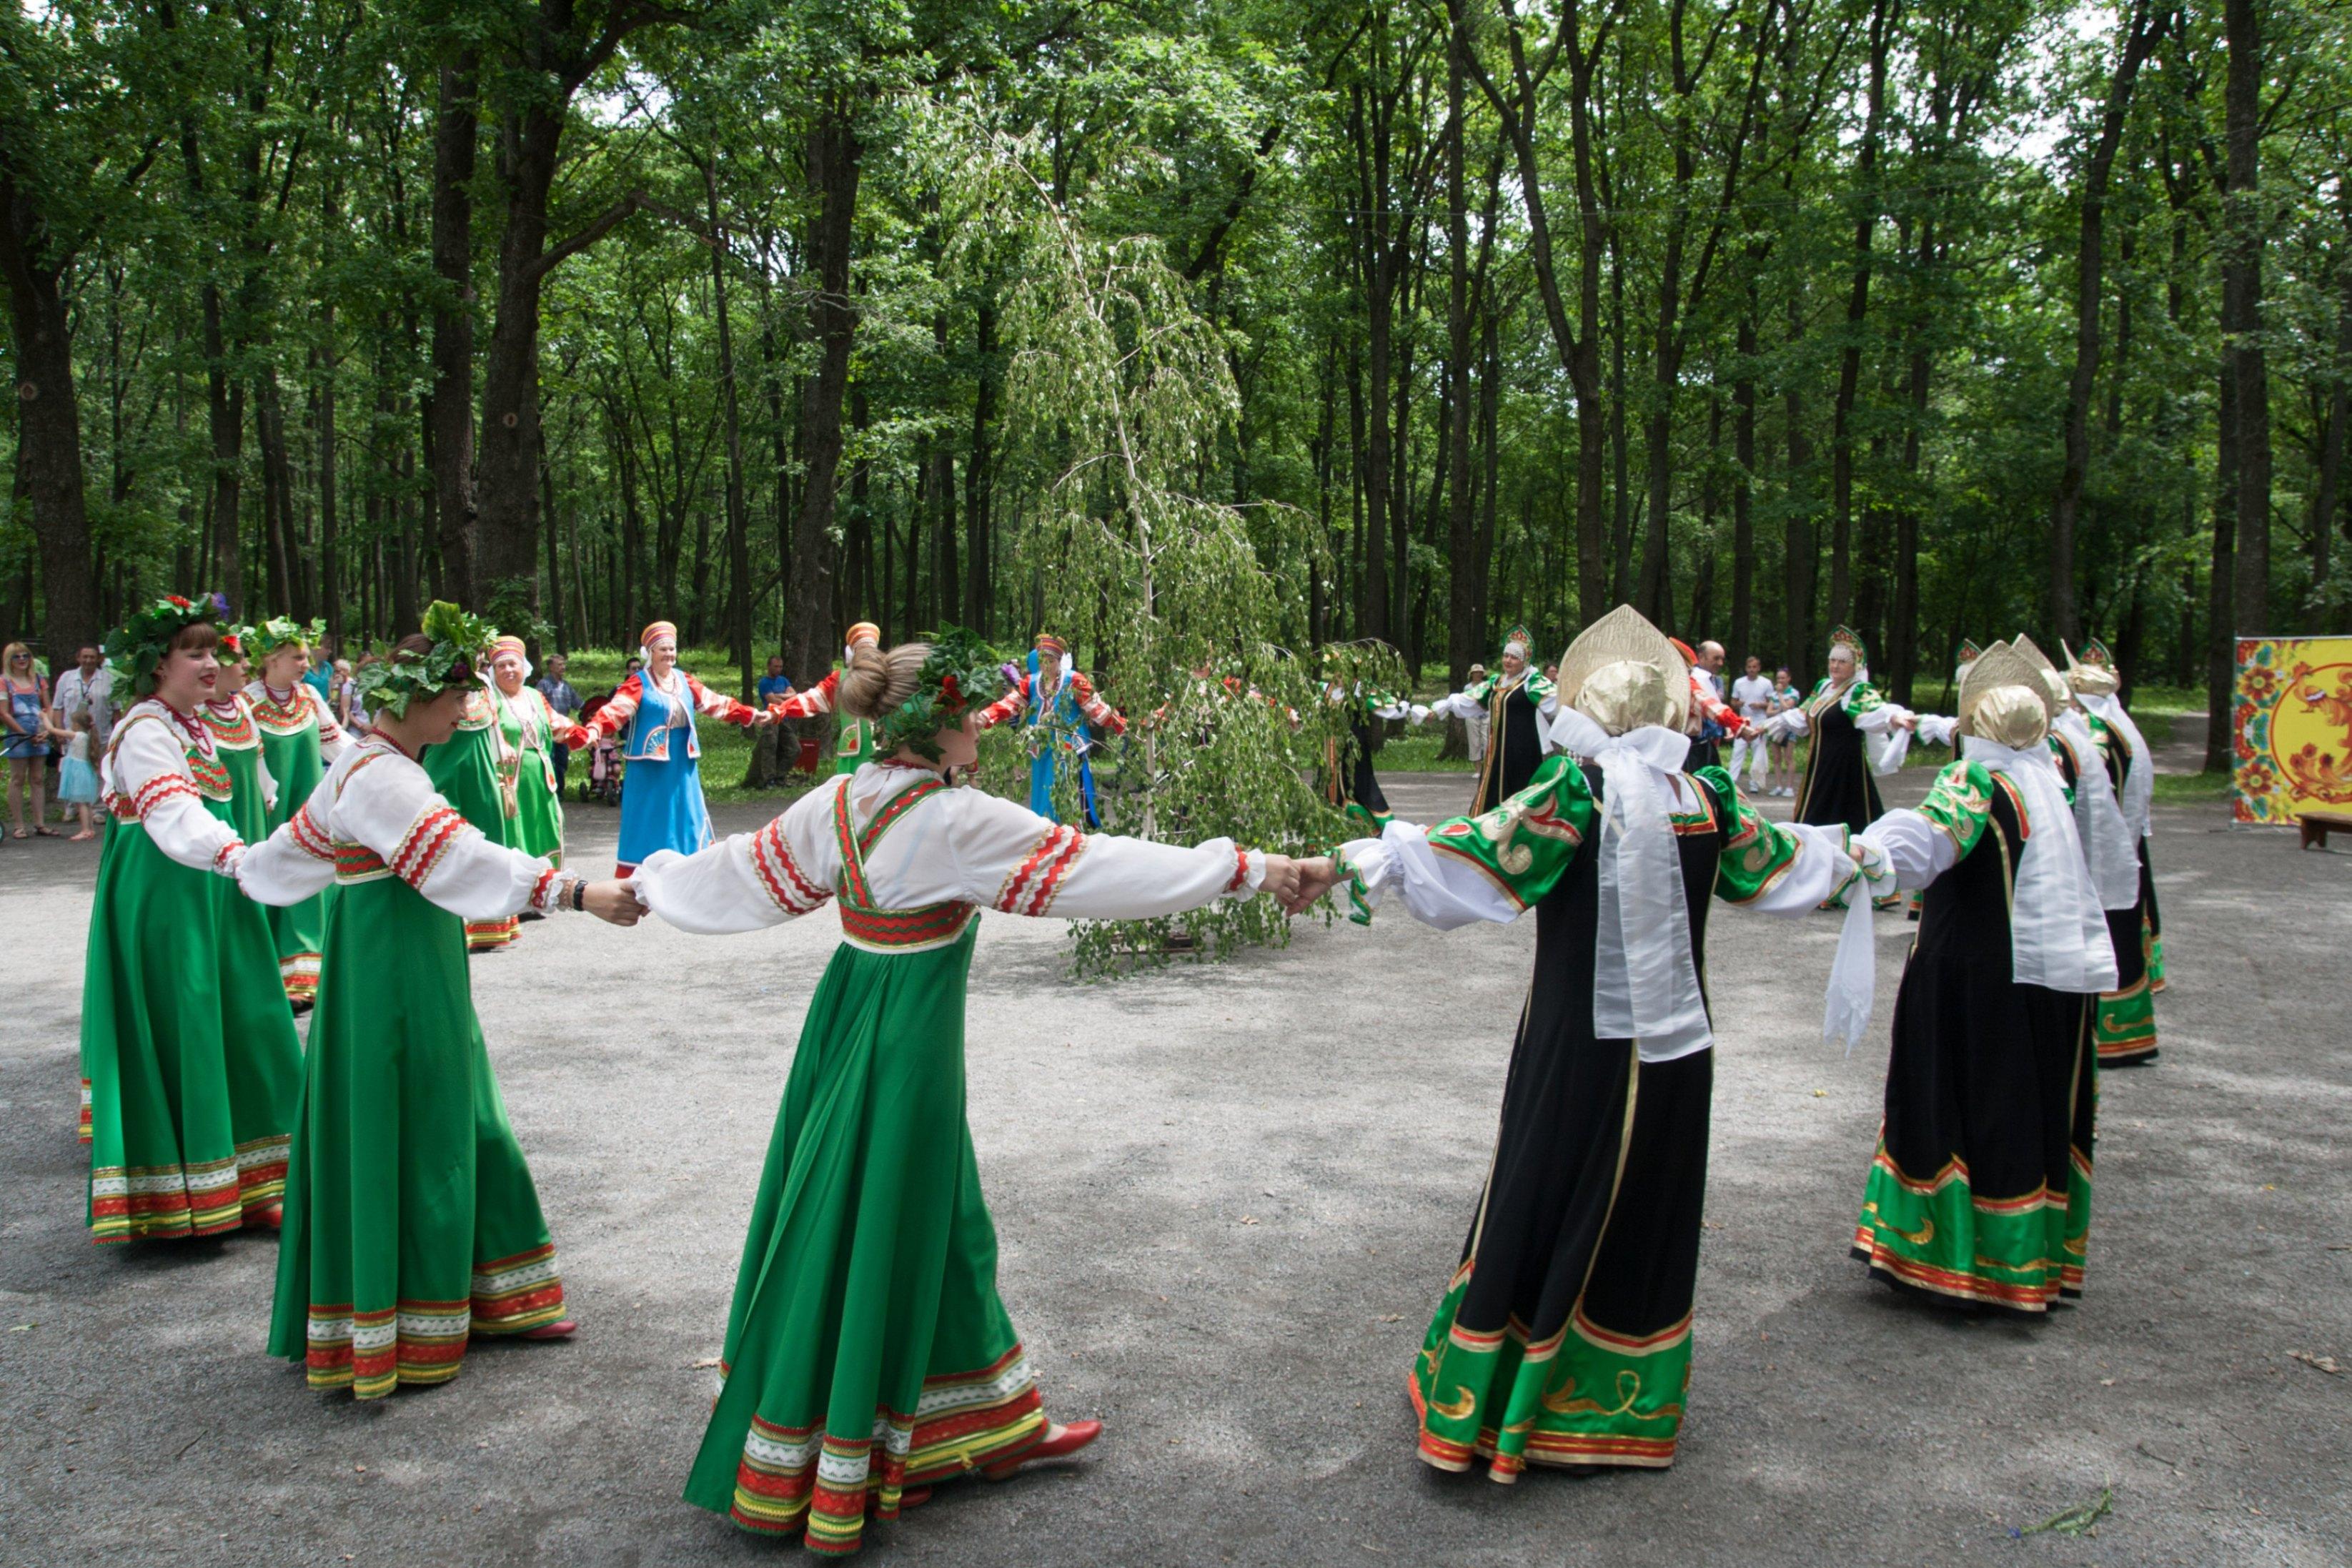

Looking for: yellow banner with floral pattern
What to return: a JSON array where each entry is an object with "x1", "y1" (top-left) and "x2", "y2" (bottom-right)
[{"x1": 2231, "y1": 635, "x2": 2352, "y2": 824}]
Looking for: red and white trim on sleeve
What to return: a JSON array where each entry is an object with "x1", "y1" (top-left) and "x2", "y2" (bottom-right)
[
  {"x1": 750, "y1": 819, "x2": 830, "y2": 915},
  {"x1": 390, "y1": 805, "x2": 469, "y2": 890},
  {"x1": 768, "y1": 669, "x2": 839, "y2": 719},
  {"x1": 131, "y1": 773, "x2": 202, "y2": 819},
  {"x1": 973, "y1": 685, "x2": 1027, "y2": 733},
  {"x1": 995, "y1": 823, "x2": 1085, "y2": 916},
  {"x1": 289, "y1": 803, "x2": 335, "y2": 861},
  {"x1": 1225, "y1": 848, "x2": 1254, "y2": 895},
  {"x1": 212, "y1": 838, "x2": 247, "y2": 873},
  {"x1": 527, "y1": 866, "x2": 565, "y2": 911}
]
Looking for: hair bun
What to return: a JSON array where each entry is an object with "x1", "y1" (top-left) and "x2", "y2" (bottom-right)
[{"x1": 838, "y1": 641, "x2": 930, "y2": 721}]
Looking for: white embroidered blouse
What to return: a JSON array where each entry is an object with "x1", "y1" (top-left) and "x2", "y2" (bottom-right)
[
  {"x1": 631, "y1": 762, "x2": 1268, "y2": 936},
  {"x1": 237, "y1": 736, "x2": 580, "y2": 922}
]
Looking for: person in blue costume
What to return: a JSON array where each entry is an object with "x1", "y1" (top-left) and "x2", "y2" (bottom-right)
[
  {"x1": 565, "y1": 620, "x2": 779, "y2": 875},
  {"x1": 974, "y1": 632, "x2": 1129, "y2": 825}
]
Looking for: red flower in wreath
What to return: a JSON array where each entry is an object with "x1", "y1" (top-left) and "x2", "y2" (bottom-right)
[
  {"x1": 167, "y1": 594, "x2": 191, "y2": 608},
  {"x1": 2238, "y1": 665, "x2": 2282, "y2": 704},
  {"x1": 938, "y1": 673, "x2": 963, "y2": 708}
]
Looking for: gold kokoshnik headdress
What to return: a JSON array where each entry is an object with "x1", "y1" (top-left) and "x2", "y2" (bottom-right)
[{"x1": 1555, "y1": 604, "x2": 1690, "y2": 737}]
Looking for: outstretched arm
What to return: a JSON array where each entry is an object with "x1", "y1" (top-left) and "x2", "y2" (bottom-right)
[
  {"x1": 570, "y1": 674, "x2": 644, "y2": 749},
  {"x1": 948, "y1": 788, "x2": 1287, "y2": 917},
  {"x1": 1326, "y1": 753, "x2": 1594, "y2": 927}
]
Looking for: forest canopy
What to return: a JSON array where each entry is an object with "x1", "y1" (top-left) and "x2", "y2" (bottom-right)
[{"x1": 3, "y1": 0, "x2": 2347, "y2": 770}]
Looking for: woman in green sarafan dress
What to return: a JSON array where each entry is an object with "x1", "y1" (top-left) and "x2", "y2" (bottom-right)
[
  {"x1": 632, "y1": 631, "x2": 1301, "y2": 1556},
  {"x1": 424, "y1": 655, "x2": 527, "y2": 953},
  {"x1": 199, "y1": 627, "x2": 276, "y2": 847},
  {"x1": 244, "y1": 617, "x2": 349, "y2": 1006},
  {"x1": 487, "y1": 635, "x2": 565, "y2": 866},
  {"x1": 79, "y1": 595, "x2": 303, "y2": 1241},
  {"x1": 237, "y1": 604, "x2": 644, "y2": 1398}
]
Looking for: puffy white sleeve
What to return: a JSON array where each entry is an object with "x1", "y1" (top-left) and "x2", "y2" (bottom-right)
[
  {"x1": 1731, "y1": 821, "x2": 1867, "y2": 913},
  {"x1": 1770, "y1": 707, "x2": 1810, "y2": 738},
  {"x1": 237, "y1": 775, "x2": 339, "y2": 906},
  {"x1": 1334, "y1": 821, "x2": 1522, "y2": 928},
  {"x1": 632, "y1": 779, "x2": 842, "y2": 935},
  {"x1": 345, "y1": 755, "x2": 574, "y2": 921},
  {"x1": 946, "y1": 788, "x2": 1264, "y2": 919},
  {"x1": 1852, "y1": 806, "x2": 1960, "y2": 892},
  {"x1": 108, "y1": 715, "x2": 246, "y2": 875},
  {"x1": 1915, "y1": 713, "x2": 1958, "y2": 748},
  {"x1": 1852, "y1": 699, "x2": 1910, "y2": 735},
  {"x1": 1425, "y1": 688, "x2": 1483, "y2": 722}
]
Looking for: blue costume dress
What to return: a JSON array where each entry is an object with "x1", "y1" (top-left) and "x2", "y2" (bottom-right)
[
  {"x1": 1013, "y1": 655, "x2": 1126, "y2": 825},
  {"x1": 581, "y1": 668, "x2": 758, "y2": 875}
]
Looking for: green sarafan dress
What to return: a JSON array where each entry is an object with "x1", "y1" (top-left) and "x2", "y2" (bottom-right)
[
  {"x1": 632, "y1": 763, "x2": 1270, "y2": 1554},
  {"x1": 1333, "y1": 750, "x2": 1854, "y2": 1479},
  {"x1": 200, "y1": 693, "x2": 275, "y2": 844},
  {"x1": 424, "y1": 683, "x2": 524, "y2": 951},
  {"x1": 1847, "y1": 753, "x2": 2117, "y2": 1313},
  {"x1": 237, "y1": 735, "x2": 576, "y2": 1398},
  {"x1": 79, "y1": 698, "x2": 302, "y2": 1241},
  {"x1": 245, "y1": 679, "x2": 351, "y2": 1003},
  {"x1": 505, "y1": 683, "x2": 565, "y2": 865}
]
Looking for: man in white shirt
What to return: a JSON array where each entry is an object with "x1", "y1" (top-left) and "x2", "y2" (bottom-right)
[
  {"x1": 49, "y1": 642, "x2": 114, "y2": 750},
  {"x1": 1727, "y1": 654, "x2": 1777, "y2": 793}
]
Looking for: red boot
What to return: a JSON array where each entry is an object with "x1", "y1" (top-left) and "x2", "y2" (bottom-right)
[{"x1": 522, "y1": 1319, "x2": 578, "y2": 1341}]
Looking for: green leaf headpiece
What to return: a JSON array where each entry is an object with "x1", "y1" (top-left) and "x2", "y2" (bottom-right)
[
  {"x1": 105, "y1": 593, "x2": 225, "y2": 698},
  {"x1": 875, "y1": 625, "x2": 1008, "y2": 762},
  {"x1": 247, "y1": 616, "x2": 324, "y2": 658},
  {"x1": 355, "y1": 601, "x2": 496, "y2": 719}
]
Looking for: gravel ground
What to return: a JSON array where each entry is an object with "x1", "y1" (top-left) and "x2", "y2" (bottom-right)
[{"x1": 1, "y1": 767, "x2": 2347, "y2": 1567}]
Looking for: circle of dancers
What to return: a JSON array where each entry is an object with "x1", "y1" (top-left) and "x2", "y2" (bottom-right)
[{"x1": 70, "y1": 592, "x2": 2161, "y2": 1553}]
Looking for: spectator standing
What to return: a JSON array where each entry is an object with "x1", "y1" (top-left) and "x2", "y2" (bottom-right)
[
  {"x1": 302, "y1": 645, "x2": 334, "y2": 704},
  {"x1": 535, "y1": 652, "x2": 582, "y2": 796},
  {"x1": 3, "y1": 641, "x2": 56, "y2": 839},
  {"x1": 56, "y1": 706, "x2": 100, "y2": 839},
  {"x1": 51, "y1": 642, "x2": 116, "y2": 754},
  {"x1": 1727, "y1": 655, "x2": 1777, "y2": 792},
  {"x1": 1766, "y1": 665, "x2": 1802, "y2": 796},
  {"x1": 752, "y1": 655, "x2": 796, "y2": 785},
  {"x1": 1461, "y1": 661, "x2": 1489, "y2": 761}
]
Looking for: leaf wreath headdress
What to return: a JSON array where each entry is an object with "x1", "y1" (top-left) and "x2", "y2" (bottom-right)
[
  {"x1": 247, "y1": 616, "x2": 325, "y2": 658},
  {"x1": 104, "y1": 593, "x2": 225, "y2": 698},
  {"x1": 356, "y1": 602, "x2": 497, "y2": 719},
  {"x1": 875, "y1": 625, "x2": 1009, "y2": 762}
]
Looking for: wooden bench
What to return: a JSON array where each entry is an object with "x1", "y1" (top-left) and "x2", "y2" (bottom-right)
[{"x1": 2298, "y1": 809, "x2": 2352, "y2": 850}]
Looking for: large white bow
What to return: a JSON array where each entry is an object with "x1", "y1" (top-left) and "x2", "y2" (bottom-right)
[
  {"x1": 2055, "y1": 710, "x2": 2139, "y2": 910},
  {"x1": 2078, "y1": 691, "x2": 2153, "y2": 844},
  {"x1": 1549, "y1": 708, "x2": 1713, "y2": 1061},
  {"x1": 1963, "y1": 735, "x2": 2119, "y2": 993}
]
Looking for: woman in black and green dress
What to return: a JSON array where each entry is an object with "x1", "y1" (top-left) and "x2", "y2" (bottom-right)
[
  {"x1": 2068, "y1": 637, "x2": 2163, "y2": 1066},
  {"x1": 1846, "y1": 640, "x2": 2118, "y2": 1312},
  {"x1": 245, "y1": 617, "x2": 348, "y2": 1005},
  {"x1": 1784, "y1": 627, "x2": 1915, "y2": 835},
  {"x1": 237, "y1": 604, "x2": 643, "y2": 1398},
  {"x1": 632, "y1": 632, "x2": 1301, "y2": 1555},
  {"x1": 79, "y1": 595, "x2": 302, "y2": 1241},
  {"x1": 1301, "y1": 606, "x2": 1863, "y2": 1482},
  {"x1": 1426, "y1": 627, "x2": 1557, "y2": 814}
]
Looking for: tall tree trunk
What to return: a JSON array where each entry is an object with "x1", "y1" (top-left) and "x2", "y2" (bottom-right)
[
  {"x1": 2204, "y1": 351, "x2": 2239, "y2": 771},
  {"x1": 1828, "y1": 0, "x2": 1895, "y2": 632},
  {"x1": 2311, "y1": 190, "x2": 2352, "y2": 630},
  {"x1": 0, "y1": 194, "x2": 99, "y2": 658},
  {"x1": 1351, "y1": 84, "x2": 1392, "y2": 643},
  {"x1": 785, "y1": 106, "x2": 863, "y2": 690},
  {"x1": 2224, "y1": 0, "x2": 2271, "y2": 650},
  {"x1": 1732, "y1": 293, "x2": 1758, "y2": 661},
  {"x1": 965, "y1": 293, "x2": 996, "y2": 635},
  {"x1": 1445, "y1": 21, "x2": 1477, "y2": 706},
  {"x1": 706, "y1": 158, "x2": 753, "y2": 695},
  {"x1": 1784, "y1": 292, "x2": 1817, "y2": 685},
  {"x1": 2050, "y1": 1, "x2": 2165, "y2": 643},
  {"x1": 429, "y1": 60, "x2": 479, "y2": 606}
]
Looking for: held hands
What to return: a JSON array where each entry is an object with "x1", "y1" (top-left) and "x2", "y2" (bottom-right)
[
  {"x1": 581, "y1": 878, "x2": 643, "y2": 926},
  {"x1": 1287, "y1": 855, "x2": 1340, "y2": 913},
  {"x1": 1256, "y1": 853, "x2": 1302, "y2": 908}
]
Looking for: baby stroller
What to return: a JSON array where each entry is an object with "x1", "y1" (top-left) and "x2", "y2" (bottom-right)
[
  {"x1": 578, "y1": 690, "x2": 624, "y2": 806},
  {"x1": 586, "y1": 735, "x2": 623, "y2": 807}
]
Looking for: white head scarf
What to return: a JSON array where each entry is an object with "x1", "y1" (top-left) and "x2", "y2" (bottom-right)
[
  {"x1": 2053, "y1": 709, "x2": 2139, "y2": 910},
  {"x1": 1963, "y1": 731, "x2": 2119, "y2": 993},
  {"x1": 1550, "y1": 668, "x2": 1714, "y2": 1063},
  {"x1": 2077, "y1": 691, "x2": 2153, "y2": 843}
]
